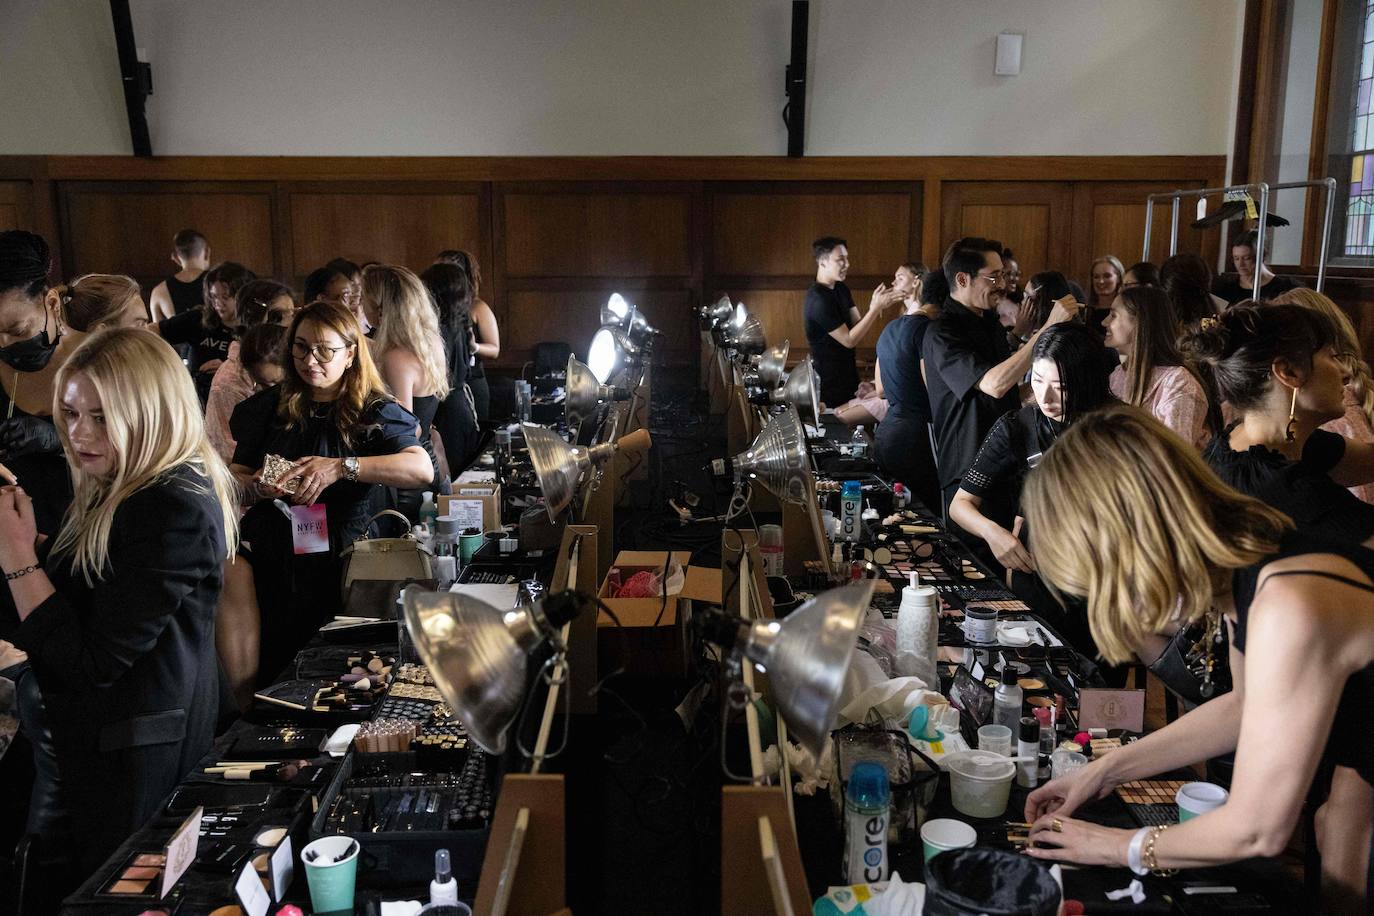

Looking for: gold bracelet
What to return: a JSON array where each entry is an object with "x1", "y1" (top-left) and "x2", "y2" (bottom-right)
[{"x1": 1143, "y1": 824, "x2": 1178, "y2": 876}]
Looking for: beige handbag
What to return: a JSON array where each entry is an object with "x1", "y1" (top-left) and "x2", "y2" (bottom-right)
[{"x1": 339, "y1": 509, "x2": 434, "y2": 600}]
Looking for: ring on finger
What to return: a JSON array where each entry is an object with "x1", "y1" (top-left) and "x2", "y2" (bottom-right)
[{"x1": 1051, "y1": 818, "x2": 1064, "y2": 833}]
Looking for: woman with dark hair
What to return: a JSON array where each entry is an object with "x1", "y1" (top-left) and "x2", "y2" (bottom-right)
[
  {"x1": 421, "y1": 262, "x2": 481, "y2": 475},
  {"x1": 1212, "y1": 229, "x2": 1300, "y2": 305},
  {"x1": 1104, "y1": 286, "x2": 1212, "y2": 448},
  {"x1": 158, "y1": 261, "x2": 255, "y2": 405},
  {"x1": 1122, "y1": 261, "x2": 1159, "y2": 289},
  {"x1": 837, "y1": 261, "x2": 928, "y2": 432},
  {"x1": 1161, "y1": 253, "x2": 1223, "y2": 326},
  {"x1": 434, "y1": 250, "x2": 499, "y2": 421},
  {"x1": 948, "y1": 322, "x2": 1116, "y2": 576},
  {"x1": 204, "y1": 281, "x2": 294, "y2": 463},
  {"x1": 0, "y1": 231, "x2": 71, "y2": 538},
  {"x1": 871, "y1": 265, "x2": 941, "y2": 508},
  {"x1": 228, "y1": 301, "x2": 431, "y2": 677},
  {"x1": 1183, "y1": 303, "x2": 1374, "y2": 542},
  {"x1": 1017, "y1": 270, "x2": 1074, "y2": 337}
]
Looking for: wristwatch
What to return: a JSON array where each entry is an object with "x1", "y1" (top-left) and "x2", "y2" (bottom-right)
[{"x1": 342, "y1": 456, "x2": 361, "y2": 482}]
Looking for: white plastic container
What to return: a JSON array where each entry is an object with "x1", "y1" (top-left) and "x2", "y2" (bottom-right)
[
  {"x1": 945, "y1": 751, "x2": 1016, "y2": 819},
  {"x1": 895, "y1": 572, "x2": 940, "y2": 687}
]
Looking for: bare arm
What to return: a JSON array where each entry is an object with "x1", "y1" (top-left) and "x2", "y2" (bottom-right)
[
  {"x1": 977, "y1": 298, "x2": 1080, "y2": 399},
  {"x1": 872, "y1": 356, "x2": 884, "y2": 399},
  {"x1": 149, "y1": 281, "x2": 175, "y2": 322},
  {"x1": 826, "y1": 285, "x2": 902, "y2": 349},
  {"x1": 471, "y1": 300, "x2": 500, "y2": 360},
  {"x1": 380, "y1": 348, "x2": 422, "y2": 414},
  {"x1": 949, "y1": 489, "x2": 1034, "y2": 573}
]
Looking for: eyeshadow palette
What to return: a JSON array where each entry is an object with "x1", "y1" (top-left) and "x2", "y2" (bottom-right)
[
  {"x1": 96, "y1": 851, "x2": 168, "y2": 900},
  {"x1": 1116, "y1": 779, "x2": 1188, "y2": 805}
]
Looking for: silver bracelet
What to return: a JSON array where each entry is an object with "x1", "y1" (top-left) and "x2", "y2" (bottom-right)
[{"x1": 1126, "y1": 825, "x2": 1151, "y2": 876}]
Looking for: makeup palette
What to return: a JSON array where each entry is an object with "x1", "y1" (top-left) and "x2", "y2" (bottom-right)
[
  {"x1": 96, "y1": 852, "x2": 168, "y2": 900},
  {"x1": 1116, "y1": 779, "x2": 1188, "y2": 805}
]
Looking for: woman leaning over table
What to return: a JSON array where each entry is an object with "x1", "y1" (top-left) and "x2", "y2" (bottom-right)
[{"x1": 1020, "y1": 405, "x2": 1374, "y2": 914}]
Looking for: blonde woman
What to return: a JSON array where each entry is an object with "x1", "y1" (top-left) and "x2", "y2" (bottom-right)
[
  {"x1": 1020, "y1": 406, "x2": 1374, "y2": 910},
  {"x1": 1274, "y1": 288, "x2": 1374, "y2": 505},
  {"x1": 362, "y1": 264, "x2": 450, "y2": 517},
  {"x1": 1085, "y1": 254, "x2": 1124, "y2": 331},
  {"x1": 0, "y1": 328, "x2": 237, "y2": 873},
  {"x1": 229, "y1": 301, "x2": 431, "y2": 678},
  {"x1": 59, "y1": 273, "x2": 150, "y2": 333}
]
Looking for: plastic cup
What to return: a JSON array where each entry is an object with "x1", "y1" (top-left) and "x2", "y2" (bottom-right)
[
  {"x1": 459, "y1": 530, "x2": 485, "y2": 564},
  {"x1": 1176, "y1": 782, "x2": 1228, "y2": 821},
  {"x1": 977, "y1": 724, "x2": 1013, "y2": 756},
  {"x1": 301, "y1": 836, "x2": 359, "y2": 912},
  {"x1": 946, "y1": 751, "x2": 1016, "y2": 819},
  {"x1": 1050, "y1": 750, "x2": 1087, "y2": 780},
  {"x1": 920, "y1": 818, "x2": 977, "y2": 863}
]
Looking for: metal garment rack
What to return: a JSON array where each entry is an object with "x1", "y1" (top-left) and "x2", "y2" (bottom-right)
[{"x1": 1142, "y1": 177, "x2": 1338, "y2": 296}]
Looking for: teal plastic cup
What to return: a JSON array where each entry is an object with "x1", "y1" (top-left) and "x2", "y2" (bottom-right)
[
  {"x1": 302, "y1": 836, "x2": 359, "y2": 912},
  {"x1": 1175, "y1": 782, "x2": 1227, "y2": 822},
  {"x1": 459, "y1": 529, "x2": 485, "y2": 564},
  {"x1": 920, "y1": 818, "x2": 976, "y2": 863}
]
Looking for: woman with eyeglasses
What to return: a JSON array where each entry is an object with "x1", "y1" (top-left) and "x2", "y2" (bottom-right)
[
  {"x1": 227, "y1": 301, "x2": 431, "y2": 677},
  {"x1": 158, "y1": 261, "x2": 255, "y2": 406}
]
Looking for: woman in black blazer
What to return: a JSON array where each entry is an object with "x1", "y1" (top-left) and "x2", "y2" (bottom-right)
[{"x1": 0, "y1": 328, "x2": 238, "y2": 876}]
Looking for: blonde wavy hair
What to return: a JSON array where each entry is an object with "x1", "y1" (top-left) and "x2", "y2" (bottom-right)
[
  {"x1": 279, "y1": 300, "x2": 392, "y2": 447},
  {"x1": 362, "y1": 264, "x2": 449, "y2": 400},
  {"x1": 1023, "y1": 404, "x2": 1291, "y2": 664},
  {"x1": 1272, "y1": 288, "x2": 1374, "y2": 429},
  {"x1": 50, "y1": 329, "x2": 239, "y2": 582},
  {"x1": 58, "y1": 273, "x2": 144, "y2": 332},
  {"x1": 1087, "y1": 254, "x2": 1125, "y2": 309}
]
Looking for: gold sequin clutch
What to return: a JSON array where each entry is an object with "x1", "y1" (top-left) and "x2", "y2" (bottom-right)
[{"x1": 260, "y1": 453, "x2": 299, "y2": 494}]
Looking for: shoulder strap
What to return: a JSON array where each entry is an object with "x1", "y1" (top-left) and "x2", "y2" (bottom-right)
[{"x1": 1257, "y1": 569, "x2": 1374, "y2": 595}]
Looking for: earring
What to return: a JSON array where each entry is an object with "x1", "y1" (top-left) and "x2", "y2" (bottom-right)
[{"x1": 1286, "y1": 385, "x2": 1299, "y2": 443}]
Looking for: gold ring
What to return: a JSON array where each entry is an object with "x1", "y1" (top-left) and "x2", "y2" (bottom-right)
[{"x1": 1051, "y1": 818, "x2": 1064, "y2": 833}]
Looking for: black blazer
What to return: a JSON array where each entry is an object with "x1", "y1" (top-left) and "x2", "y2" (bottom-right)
[{"x1": 11, "y1": 463, "x2": 227, "y2": 872}]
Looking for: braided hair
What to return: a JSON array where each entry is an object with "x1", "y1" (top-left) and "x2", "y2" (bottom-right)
[{"x1": 0, "y1": 230, "x2": 52, "y2": 299}]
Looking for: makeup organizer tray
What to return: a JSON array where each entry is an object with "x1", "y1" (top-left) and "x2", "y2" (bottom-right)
[{"x1": 309, "y1": 747, "x2": 499, "y2": 886}]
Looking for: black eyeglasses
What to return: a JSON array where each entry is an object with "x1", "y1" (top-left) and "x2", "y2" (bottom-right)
[{"x1": 291, "y1": 340, "x2": 351, "y2": 363}]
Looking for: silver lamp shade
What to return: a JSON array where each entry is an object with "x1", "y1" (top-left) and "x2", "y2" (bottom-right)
[
  {"x1": 587, "y1": 326, "x2": 641, "y2": 384},
  {"x1": 701, "y1": 295, "x2": 734, "y2": 329},
  {"x1": 601, "y1": 293, "x2": 658, "y2": 345},
  {"x1": 752, "y1": 340, "x2": 790, "y2": 389},
  {"x1": 565, "y1": 354, "x2": 625, "y2": 430},
  {"x1": 402, "y1": 587, "x2": 585, "y2": 754},
  {"x1": 730, "y1": 406, "x2": 811, "y2": 505},
  {"x1": 706, "y1": 581, "x2": 875, "y2": 760},
  {"x1": 723, "y1": 310, "x2": 766, "y2": 358},
  {"x1": 769, "y1": 354, "x2": 822, "y2": 427},
  {"x1": 524, "y1": 422, "x2": 653, "y2": 521}
]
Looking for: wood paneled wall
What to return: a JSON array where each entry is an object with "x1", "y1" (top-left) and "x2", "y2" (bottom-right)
[{"x1": 0, "y1": 155, "x2": 1228, "y2": 369}]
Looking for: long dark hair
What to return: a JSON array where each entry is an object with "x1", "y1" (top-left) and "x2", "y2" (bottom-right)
[
  {"x1": 1180, "y1": 303, "x2": 1337, "y2": 410},
  {"x1": 419, "y1": 262, "x2": 474, "y2": 329},
  {"x1": 1031, "y1": 322, "x2": 1114, "y2": 424},
  {"x1": 1160, "y1": 254, "x2": 1217, "y2": 328},
  {"x1": 0, "y1": 230, "x2": 51, "y2": 300},
  {"x1": 1024, "y1": 271, "x2": 1073, "y2": 330},
  {"x1": 201, "y1": 262, "x2": 256, "y2": 331}
]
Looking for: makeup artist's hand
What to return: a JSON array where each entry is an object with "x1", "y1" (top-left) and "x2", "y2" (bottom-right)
[
  {"x1": 0, "y1": 486, "x2": 39, "y2": 572},
  {"x1": 0, "y1": 416, "x2": 60, "y2": 460},
  {"x1": 1024, "y1": 761, "x2": 1113, "y2": 822},
  {"x1": 1026, "y1": 815, "x2": 1132, "y2": 867},
  {"x1": 286, "y1": 456, "x2": 345, "y2": 507},
  {"x1": 0, "y1": 463, "x2": 16, "y2": 486},
  {"x1": 985, "y1": 526, "x2": 1035, "y2": 574},
  {"x1": 0, "y1": 640, "x2": 27, "y2": 670}
]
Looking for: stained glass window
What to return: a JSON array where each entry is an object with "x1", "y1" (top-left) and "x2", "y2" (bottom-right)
[{"x1": 1345, "y1": 0, "x2": 1374, "y2": 255}]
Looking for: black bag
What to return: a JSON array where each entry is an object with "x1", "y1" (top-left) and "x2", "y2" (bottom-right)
[{"x1": 922, "y1": 848, "x2": 1061, "y2": 915}]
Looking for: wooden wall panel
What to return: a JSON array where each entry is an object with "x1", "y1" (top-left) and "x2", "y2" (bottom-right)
[
  {"x1": 0, "y1": 182, "x2": 34, "y2": 232},
  {"x1": 737, "y1": 285, "x2": 897, "y2": 363},
  {"x1": 502, "y1": 191, "x2": 691, "y2": 277},
  {"x1": 59, "y1": 184, "x2": 276, "y2": 282},
  {"x1": 504, "y1": 289, "x2": 693, "y2": 358},
  {"x1": 288, "y1": 189, "x2": 483, "y2": 278},
  {"x1": 940, "y1": 183, "x2": 1074, "y2": 281},
  {"x1": 1069, "y1": 181, "x2": 1217, "y2": 283},
  {"x1": 710, "y1": 187, "x2": 917, "y2": 278}
]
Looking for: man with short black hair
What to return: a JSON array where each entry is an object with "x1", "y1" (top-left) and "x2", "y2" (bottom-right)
[
  {"x1": 149, "y1": 229, "x2": 210, "y2": 322},
  {"x1": 803, "y1": 236, "x2": 903, "y2": 409},
  {"x1": 923, "y1": 237, "x2": 1079, "y2": 519}
]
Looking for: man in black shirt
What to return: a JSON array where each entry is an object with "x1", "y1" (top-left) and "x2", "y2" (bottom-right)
[
  {"x1": 922, "y1": 238, "x2": 1078, "y2": 523},
  {"x1": 803, "y1": 236, "x2": 902, "y2": 409}
]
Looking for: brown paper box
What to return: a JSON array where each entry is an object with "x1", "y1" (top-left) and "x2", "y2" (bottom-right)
[{"x1": 596, "y1": 550, "x2": 723, "y2": 677}]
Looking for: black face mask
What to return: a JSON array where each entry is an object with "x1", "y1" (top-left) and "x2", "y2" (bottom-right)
[{"x1": 0, "y1": 310, "x2": 60, "y2": 372}]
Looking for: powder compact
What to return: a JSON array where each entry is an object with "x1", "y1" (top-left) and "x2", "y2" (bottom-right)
[{"x1": 96, "y1": 851, "x2": 168, "y2": 900}]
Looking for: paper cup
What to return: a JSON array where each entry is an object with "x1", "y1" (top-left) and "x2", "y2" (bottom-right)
[
  {"x1": 302, "y1": 836, "x2": 359, "y2": 912},
  {"x1": 920, "y1": 817, "x2": 977, "y2": 863},
  {"x1": 1176, "y1": 782, "x2": 1228, "y2": 821}
]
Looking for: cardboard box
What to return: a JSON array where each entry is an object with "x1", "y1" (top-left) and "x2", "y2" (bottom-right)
[
  {"x1": 439, "y1": 483, "x2": 502, "y2": 533},
  {"x1": 597, "y1": 550, "x2": 723, "y2": 677}
]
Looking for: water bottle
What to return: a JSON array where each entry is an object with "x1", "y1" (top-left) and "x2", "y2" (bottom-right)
[
  {"x1": 1017, "y1": 717, "x2": 1040, "y2": 789},
  {"x1": 843, "y1": 762, "x2": 890, "y2": 884},
  {"x1": 849, "y1": 425, "x2": 868, "y2": 458},
  {"x1": 993, "y1": 665, "x2": 1023, "y2": 730},
  {"x1": 839, "y1": 480, "x2": 862, "y2": 543},
  {"x1": 432, "y1": 515, "x2": 460, "y2": 588}
]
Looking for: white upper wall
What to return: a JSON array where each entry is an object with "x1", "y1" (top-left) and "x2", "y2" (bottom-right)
[{"x1": 1, "y1": 0, "x2": 1243, "y2": 156}]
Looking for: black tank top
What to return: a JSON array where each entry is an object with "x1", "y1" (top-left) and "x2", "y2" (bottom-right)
[
  {"x1": 166, "y1": 273, "x2": 204, "y2": 315},
  {"x1": 1232, "y1": 530, "x2": 1374, "y2": 783}
]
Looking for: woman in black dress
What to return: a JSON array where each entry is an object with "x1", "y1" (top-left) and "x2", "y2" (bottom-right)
[
  {"x1": 157, "y1": 261, "x2": 255, "y2": 405},
  {"x1": 228, "y1": 300, "x2": 431, "y2": 679},
  {"x1": 362, "y1": 263, "x2": 450, "y2": 518},
  {"x1": 0, "y1": 328, "x2": 238, "y2": 877},
  {"x1": 420, "y1": 263, "x2": 481, "y2": 474},
  {"x1": 1021, "y1": 407, "x2": 1374, "y2": 911}
]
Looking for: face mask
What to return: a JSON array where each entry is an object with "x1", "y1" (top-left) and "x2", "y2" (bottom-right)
[{"x1": 0, "y1": 310, "x2": 60, "y2": 372}]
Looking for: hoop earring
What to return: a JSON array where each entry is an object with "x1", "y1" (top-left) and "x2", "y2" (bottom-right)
[{"x1": 1286, "y1": 385, "x2": 1299, "y2": 444}]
